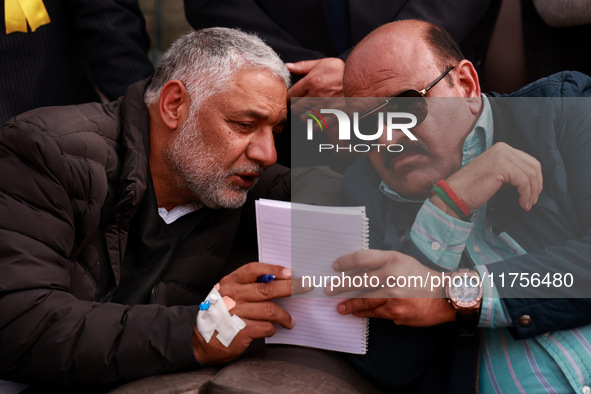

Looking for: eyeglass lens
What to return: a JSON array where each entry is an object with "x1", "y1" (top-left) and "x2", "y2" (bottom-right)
[{"x1": 358, "y1": 93, "x2": 428, "y2": 134}]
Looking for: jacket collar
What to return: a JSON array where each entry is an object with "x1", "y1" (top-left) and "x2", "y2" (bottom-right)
[
  {"x1": 103, "y1": 79, "x2": 152, "y2": 286},
  {"x1": 114, "y1": 79, "x2": 152, "y2": 223}
]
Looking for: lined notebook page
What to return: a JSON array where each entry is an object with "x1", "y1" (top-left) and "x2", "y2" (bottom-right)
[{"x1": 255, "y1": 199, "x2": 369, "y2": 354}]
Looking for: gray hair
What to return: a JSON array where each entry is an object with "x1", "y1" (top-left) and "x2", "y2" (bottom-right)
[{"x1": 144, "y1": 27, "x2": 290, "y2": 109}]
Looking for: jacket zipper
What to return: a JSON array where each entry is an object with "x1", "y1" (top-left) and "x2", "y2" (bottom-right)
[{"x1": 149, "y1": 285, "x2": 158, "y2": 304}]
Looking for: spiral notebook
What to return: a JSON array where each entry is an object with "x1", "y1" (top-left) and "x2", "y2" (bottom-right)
[{"x1": 255, "y1": 199, "x2": 369, "y2": 354}]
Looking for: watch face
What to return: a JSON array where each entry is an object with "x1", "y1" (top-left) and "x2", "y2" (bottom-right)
[{"x1": 449, "y1": 273, "x2": 483, "y2": 308}]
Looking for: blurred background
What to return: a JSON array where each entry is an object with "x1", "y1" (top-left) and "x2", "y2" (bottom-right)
[{"x1": 139, "y1": 0, "x2": 191, "y2": 66}]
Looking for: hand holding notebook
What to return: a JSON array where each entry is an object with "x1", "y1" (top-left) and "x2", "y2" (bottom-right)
[{"x1": 255, "y1": 199, "x2": 369, "y2": 354}]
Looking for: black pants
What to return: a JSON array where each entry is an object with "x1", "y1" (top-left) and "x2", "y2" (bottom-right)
[{"x1": 343, "y1": 319, "x2": 479, "y2": 394}]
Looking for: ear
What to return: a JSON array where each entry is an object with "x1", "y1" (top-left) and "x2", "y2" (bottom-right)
[
  {"x1": 454, "y1": 59, "x2": 482, "y2": 114},
  {"x1": 454, "y1": 59, "x2": 481, "y2": 98},
  {"x1": 158, "y1": 80, "x2": 190, "y2": 130}
]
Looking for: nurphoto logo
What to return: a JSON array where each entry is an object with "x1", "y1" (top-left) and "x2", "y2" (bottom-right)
[{"x1": 305, "y1": 108, "x2": 418, "y2": 153}]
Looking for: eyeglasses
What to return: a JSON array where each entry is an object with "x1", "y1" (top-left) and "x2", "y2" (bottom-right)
[{"x1": 358, "y1": 66, "x2": 455, "y2": 129}]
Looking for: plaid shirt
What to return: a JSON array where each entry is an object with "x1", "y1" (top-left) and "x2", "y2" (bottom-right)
[{"x1": 381, "y1": 96, "x2": 591, "y2": 393}]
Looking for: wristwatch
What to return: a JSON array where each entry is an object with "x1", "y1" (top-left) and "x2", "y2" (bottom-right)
[{"x1": 446, "y1": 269, "x2": 483, "y2": 336}]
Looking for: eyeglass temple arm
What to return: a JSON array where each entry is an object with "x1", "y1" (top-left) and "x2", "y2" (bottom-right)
[
  {"x1": 358, "y1": 99, "x2": 391, "y2": 119},
  {"x1": 419, "y1": 66, "x2": 455, "y2": 96}
]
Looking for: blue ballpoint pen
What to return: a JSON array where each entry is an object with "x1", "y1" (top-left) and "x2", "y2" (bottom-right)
[{"x1": 256, "y1": 274, "x2": 276, "y2": 283}]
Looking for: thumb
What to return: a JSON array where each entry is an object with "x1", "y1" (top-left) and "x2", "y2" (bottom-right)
[{"x1": 286, "y1": 59, "x2": 320, "y2": 75}]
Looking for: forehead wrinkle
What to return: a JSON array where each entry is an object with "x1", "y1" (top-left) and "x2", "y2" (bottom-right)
[
  {"x1": 346, "y1": 67, "x2": 404, "y2": 98},
  {"x1": 344, "y1": 22, "x2": 437, "y2": 97},
  {"x1": 220, "y1": 69, "x2": 287, "y2": 120}
]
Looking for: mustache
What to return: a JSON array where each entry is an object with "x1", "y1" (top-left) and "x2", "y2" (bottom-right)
[
  {"x1": 228, "y1": 164, "x2": 265, "y2": 177},
  {"x1": 383, "y1": 140, "x2": 428, "y2": 168}
]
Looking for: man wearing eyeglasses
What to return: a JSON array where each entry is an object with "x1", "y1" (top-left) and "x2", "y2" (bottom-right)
[{"x1": 329, "y1": 19, "x2": 591, "y2": 393}]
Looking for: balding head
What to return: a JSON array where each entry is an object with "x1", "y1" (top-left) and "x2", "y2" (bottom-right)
[
  {"x1": 342, "y1": 20, "x2": 483, "y2": 199},
  {"x1": 344, "y1": 20, "x2": 464, "y2": 98}
]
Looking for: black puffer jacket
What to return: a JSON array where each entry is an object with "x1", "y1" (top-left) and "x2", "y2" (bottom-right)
[{"x1": 0, "y1": 81, "x2": 290, "y2": 387}]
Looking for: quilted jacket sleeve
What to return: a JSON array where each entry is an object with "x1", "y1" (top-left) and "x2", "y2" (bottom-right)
[{"x1": 0, "y1": 110, "x2": 198, "y2": 386}]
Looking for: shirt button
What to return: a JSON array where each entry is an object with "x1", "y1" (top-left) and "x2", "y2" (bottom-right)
[
  {"x1": 473, "y1": 245, "x2": 482, "y2": 253},
  {"x1": 519, "y1": 315, "x2": 532, "y2": 328},
  {"x1": 431, "y1": 242, "x2": 441, "y2": 251},
  {"x1": 582, "y1": 385, "x2": 590, "y2": 394}
]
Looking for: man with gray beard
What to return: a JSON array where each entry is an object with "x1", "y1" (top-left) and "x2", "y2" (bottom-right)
[
  {"x1": 0, "y1": 28, "x2": 293, "y2": 390},
  {"x1": 164, "y1": 98, "x2": 267, "y2": 210}
]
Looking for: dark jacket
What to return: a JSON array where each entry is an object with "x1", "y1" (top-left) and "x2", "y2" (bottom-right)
[
  {"x1": 341, "y1": 71, "x2": 591, "y2": 392},
  {"x1": 0, "y1": 80, "x2": 290, "y2": 387},
  {"x1": 184, "y1": 0, "x2": 490, "y2": 63},
  {"x1": 0, "y1": 0, "x2": 154, "y2": 124}
]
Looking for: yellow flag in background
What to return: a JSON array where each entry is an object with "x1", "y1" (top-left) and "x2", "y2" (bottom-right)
[{"x1": 5, "y1": 0, "x2": 51, "y2": 34}]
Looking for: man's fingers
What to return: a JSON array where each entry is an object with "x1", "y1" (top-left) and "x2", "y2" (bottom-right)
[
  {"x1": 513, "y1": 170, "x2": 534, "y2": 211},
  {"x1": 333, "y1": 249, "x2": 399, "y2": 272},
  {"x1": 192, "y1": 317, "x2": 284, "y2": 364},
  {"x1": 351, "y1": 308, "x2": 386, "y2": 319},
  {"x1": 291, "y1": 276, "x2": 314, "y2": 295},
  {"x1": 218, "y1": 262, "x2": 292, "y2": 302},
  {"x1": 286, "y1": 59, "x2": 319, "y2": 75},
  {"x1": 232, "y1": 301, "x2": 294, "y2": 329},
  {"x1": 337, "y1": 297, "x2": 387, "y2": 315},
  {"x1": 449, "y1": 143, "x2": 543, "y2": 212},
  {"x1": 225, "y1": 279, "x2": 292, "y2": 302},
  {"x1": 496, "y1": 143, "x2": 542, "y2": 210},
  {"x1": 287, "y1": 79, "x2": 309, "y2": 101},
  {"x1": 525, "y1": 153, "x2": 543, "y2": 207},
  {"x1": 241, "y1": 319, "x2": 277, "y2": 339},
  {"x1": 228, "y1": 262, "x2": 292, "y2": 284},
  {"x1": 508, "y1": 151, "x2": 543, "y2": 211},
  {"x1": 323, "y1": 271, "x2": 374, "y2": 295}
]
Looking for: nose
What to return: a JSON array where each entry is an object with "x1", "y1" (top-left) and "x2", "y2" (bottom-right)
[
  {"x1": 374, "y1": 120, "x2": 409, "y2": 146},
  {"x1": 384, "y1": 129, "x2": 405, "y2": 146},
  {"x1": 246, "y1": 127, "x2": 277, "y2": 167}
]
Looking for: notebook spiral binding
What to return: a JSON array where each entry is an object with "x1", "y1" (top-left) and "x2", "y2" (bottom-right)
[
  {"x1": 361, "y1": 216, "x2": 370, "y2": 249},
  {"x1": 361, "y1": 318, "x2": 370, "y2": 352},
  {"x1": 361, "y1": 214, "x2": 370, "y2": 352}
]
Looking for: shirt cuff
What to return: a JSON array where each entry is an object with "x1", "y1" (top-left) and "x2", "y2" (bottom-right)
[
  {"x1": 410, "y1": 199, "x2": 474, "y2": 270},
  {"x1": 475, "y1": 265, "x2": 513, "y2": 328}
]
